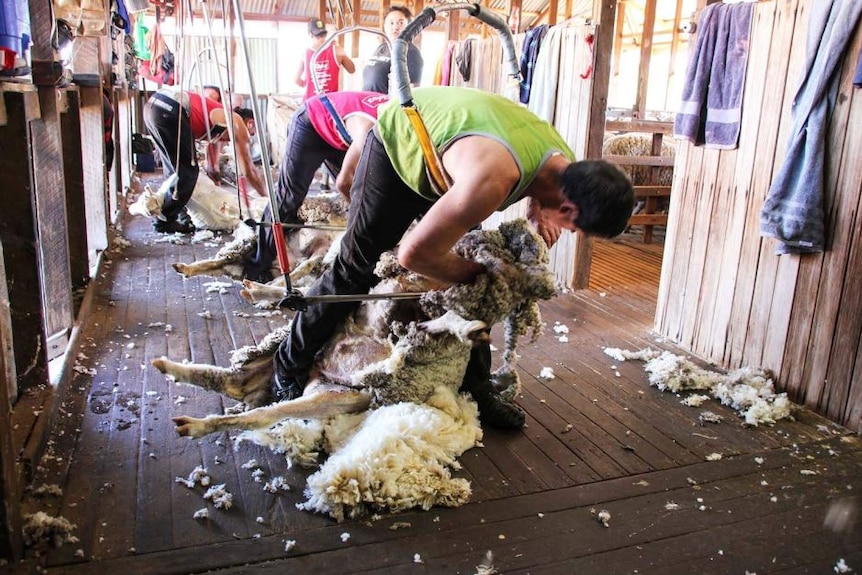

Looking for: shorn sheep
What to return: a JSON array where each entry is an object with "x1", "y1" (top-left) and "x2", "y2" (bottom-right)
[
  {"x1": 170, "y1": 192, "x2": 348, "y2": 287},
  {"x1": 151, "y1": 219, "x2": 556, "y2": 519}
]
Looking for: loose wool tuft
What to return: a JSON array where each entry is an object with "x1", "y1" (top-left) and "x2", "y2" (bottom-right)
[{"x1": 604, "y1": 348, "x2": 793, "y2": 426}]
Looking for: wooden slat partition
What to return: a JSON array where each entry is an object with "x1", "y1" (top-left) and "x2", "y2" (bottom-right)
[
  {"x1": 458, "y1": 25, "x2": 598, "y2": 289},
  {"x1": 656, "y1": 0, "x2": 862, "y2": 432}
]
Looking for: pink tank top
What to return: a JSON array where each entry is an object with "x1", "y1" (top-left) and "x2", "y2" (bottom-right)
[
  {"x1": 187, "y1": 92, "x2": 226, "y2": 140},
  {"x1": 304, "y1": 45, "x2": 340, "y2": 100},
  {"x1": 305, "y1": 91, "x2": 390, "y2": 150}
]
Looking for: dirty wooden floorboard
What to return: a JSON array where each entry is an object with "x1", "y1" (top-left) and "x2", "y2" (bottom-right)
[{"x1": 10, "y1": 220, "x2": 861, "y2": 575}]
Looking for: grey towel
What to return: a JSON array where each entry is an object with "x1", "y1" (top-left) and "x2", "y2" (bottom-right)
[
  {"x1": 673, "y1": 3, "x2": 754, "y2": 149},
  {"x1": 760, "y1": 0, "x2": 862, "y2": 254}
]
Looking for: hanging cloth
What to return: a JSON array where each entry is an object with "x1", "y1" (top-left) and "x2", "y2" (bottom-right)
[
  {"x1": 760, "y1": 0, "x2": 862, "y2": 254},
  {"x1": 519, "y1": 24, "x2": 547, "y2": 104},
  {"x1": 527, "y1": 25, "x2": 563, "y2": 123},
  {"x1": 854, "y1": 44, "x2": 862, "y2": 88},
  {"x1": 455, "y1": 38, "x2": 473, "y2": 82},
  {"x1": 673, "y1": 3, "x2": 754, "y2": 149}
]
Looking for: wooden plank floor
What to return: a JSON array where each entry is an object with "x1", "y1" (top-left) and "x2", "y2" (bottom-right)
[{"x1": 12, "y1": 219, "x2": 862, "y2": 575}]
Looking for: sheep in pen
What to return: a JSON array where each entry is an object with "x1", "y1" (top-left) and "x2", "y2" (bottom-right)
[{"x1": 151, "y1": 219, "x2": 556, "y2": 519}]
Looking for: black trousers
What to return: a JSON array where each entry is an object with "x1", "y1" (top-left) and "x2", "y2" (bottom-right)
[
  {"x1": 143, "y1": 93, "x2": 198, "y2": 222},
  {"x1": 274, "y1": 130, "x2": 494, "y2": 394},
  {"x1": 244, "y1": 105, "x2": 346, "y2": 282}
]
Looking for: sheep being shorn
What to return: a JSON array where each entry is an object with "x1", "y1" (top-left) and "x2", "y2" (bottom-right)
[
  {"x1": 152, "y1": 219, "x2": 556, "y2": 519},
  {"x1": 170, "y1": 192, "x2": 348, "y2": 281}
]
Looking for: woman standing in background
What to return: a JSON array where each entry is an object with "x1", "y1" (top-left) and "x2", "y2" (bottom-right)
[{"x1": 362, "y1": 6, "x2": 423, "y2": 94}]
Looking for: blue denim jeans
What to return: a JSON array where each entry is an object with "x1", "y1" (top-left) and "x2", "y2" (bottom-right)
[{"x1": 144, "y1": 93, "x2": 198, "y2": 222}]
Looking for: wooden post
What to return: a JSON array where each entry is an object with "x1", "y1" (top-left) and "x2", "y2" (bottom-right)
[
  {"x1": 509, "y1": 0, "x2": 523, "y2": 34},
  {"x1": 352, "y1": 0, "x2": 362, "y2": 57},
  {"x1": 547, "y1": 0, "x2": 559, "y2": 26},
  {"x1": 573, "y1": 0, "x2": 617, "y2": 289},
  {"x1": 612, "y1": 1, "x2": 625, "y2": 76},
  {"x1": 666, "y1": 0, "x2": 684, "y2": 111},
  {"x1": 413, "y1": 0, "x2": 424, "y2": 49},
  {"x1": 448, "y1": 9, "x2": 461, "y2": 42},
  {"x1": 0, "y1": 87, "x2": 49, "y2": 389},
  {"x1": 59, "y1": 88, "x2": 90, "y2": 291},
  {"x1": 634, "y1": 0, "x2": 657, "y2": 120},
  {"x1": 0, "y1": 240, "x2": 23, "y2": 561}
]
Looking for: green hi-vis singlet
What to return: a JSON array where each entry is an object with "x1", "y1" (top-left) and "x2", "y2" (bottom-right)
[{"x1": 376, "y1": 86, "x2": 575, "y2": 207}]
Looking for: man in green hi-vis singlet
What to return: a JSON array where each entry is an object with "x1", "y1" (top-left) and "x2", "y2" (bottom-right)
[{"x1": 272, "y1": 86, "x2": 635, "y2": 430}]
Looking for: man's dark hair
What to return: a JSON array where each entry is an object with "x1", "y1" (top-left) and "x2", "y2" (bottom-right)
[
  {"x1": 203, "y1": 85, "x2": 222, "y2": 102},
  {"x1": 561, "y1": 160, "x2": 635, "y2": 238},
  {"x1": 233, "y1": 107, "x2": 255, "y2": 122},
  {"x1": 386, "y1": 5, "x2": 412, "y2": 19}
]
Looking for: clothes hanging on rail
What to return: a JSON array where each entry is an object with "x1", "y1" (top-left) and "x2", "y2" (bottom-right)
[
  {"x1": 673, "y1": 2, "x2": 754, "y2": 149},
  {"x1": 519, "y1": 24, "x2": 547, "y2": 104},
  {"x1": 760, "y1": 0, "x2": 862, "y2": 254},
  {"x1": 526, "y1": 25, "x2": 563, "y2": 123},
  {"x1": 455, "y1": 38, "x2": 473, "y2": 82}
]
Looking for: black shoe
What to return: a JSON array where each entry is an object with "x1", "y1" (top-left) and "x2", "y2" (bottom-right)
[
  {"x1": 475, "y1": 393, "x2": 526, "y2": 430},
  {"x1": 271, "y1": 371, "x2": 304, "y2": 403},
  {"x1": 153, "y1": 218, "x2": 195, "y2": 234}
]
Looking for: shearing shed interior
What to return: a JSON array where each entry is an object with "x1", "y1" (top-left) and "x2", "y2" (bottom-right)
[{"x1": 2, "y1": 0, "x2": 862, "y2": 572}]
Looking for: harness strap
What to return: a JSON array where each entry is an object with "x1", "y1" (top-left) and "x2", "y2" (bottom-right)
[
  {"x1": 402, "y1": 103, "x2": 452, "y2": 196},
  {"x1": 319, "y1": 93, "x2": 353, "y2": 146}
]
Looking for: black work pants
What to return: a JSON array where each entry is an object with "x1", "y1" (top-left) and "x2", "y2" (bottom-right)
[
  {"x1": 143, "y1": 93, "x2": 198, "y2": 222},
  {"x1": 244, "y1": 105, "x2": 347, "y2": 282}
]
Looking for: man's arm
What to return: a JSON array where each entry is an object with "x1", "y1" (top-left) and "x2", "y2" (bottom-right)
[
  {"x1": 334, "y1": 44, "x2": 356, "y2": 74},
  {"x1": 294, "y1": 57, "x2": 306, "y2": 88},
  {"x1": 397, "y1": 136, "x2": 519, "y2": 285},
  {"x1": 211, "y1": 108, "x2": 268, "y2": 197},
  {"x1": 334, "y1": 116, "x2": 374, "y2": 199}
]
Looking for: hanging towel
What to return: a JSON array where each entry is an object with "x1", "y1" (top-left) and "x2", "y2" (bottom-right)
[
  {"x1": 527, "y1": 25, "x2": 563, "y2": 123},
  {"x1": 760, "y1": 0, "x2": 862, "y2": 254},
  {"x1": 673, "y1": 3, "x2": 754, "y2": 149},
  {"x1": 455, "y1": 39, "x2": 473, "y2": 82},
  {"x1": 519, "y1": 24, "x2": 548, "y2": 104}
]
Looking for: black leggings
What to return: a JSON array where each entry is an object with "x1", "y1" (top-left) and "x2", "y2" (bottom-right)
[{"x1": 143, "y1": 94, "x2": 198, "y2": 222}]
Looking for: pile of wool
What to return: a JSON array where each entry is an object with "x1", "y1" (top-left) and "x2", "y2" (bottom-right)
[
  {"x1": 296, "y1": 192, "x2": 349, "y2": 226},
  {"x1": 604, "y1": 348, "x2": 793, "y2": 426},
  {"x1": 22, "y1": 512, "x2": 79, "y2": 549},
  {"x1": 242, "y1": 386, "x2": 481, "y2": 521}
]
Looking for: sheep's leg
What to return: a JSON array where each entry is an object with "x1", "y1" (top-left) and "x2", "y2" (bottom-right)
[
  {"x1": 172, "y1": 384, "x2": 371, "y2": 438},
  {"x1": 420, "y1": 311, "x2": 488, "y2": 343},
  {"x1": 151, "y1": 355, "x2": 273, "y2": 407},
  {"x1": 240, "y1": 279, "x2": 288, "y2": 305},
  {"x1": 172, "y1": 257, "x2": 236, "y2": 278}
]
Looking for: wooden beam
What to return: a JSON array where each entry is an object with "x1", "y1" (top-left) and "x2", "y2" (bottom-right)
[
  {"x1": 612, "y1": 1, "x2": 625, "y2": 76},
  {"x1": 59, "y1": 88, "x2": 90, "y2": 291},
  {"x1": 352, "y1": 0, "x2": 361, "y2": 57},
  {"x1": 547, "y1": 0, "x2": 559, "y2": 26},
  {"x1": 448, "y1": 9, "x2": 461, "y2": 42},
  {"x1": 509, "y1": 0, "x2": 523, "y2": 34},
  {"x1": 635, "y1": 0, "x2": 657, "y2": 119},
  {"x1": 666, "y1": 0, "x2": 684, "y2": 111},
  {"x1": 0, "y1": 239, "x2": 24, "y2": 561},
  {"x1": 574, "y1": 0, "x2": 618, "y2": 289}
]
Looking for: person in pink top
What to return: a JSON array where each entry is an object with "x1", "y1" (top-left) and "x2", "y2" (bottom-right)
[
  {"x1": 144, "y1": 88, "x2": 266, "y2": 233},
  {"x1": 295, "y1": 18, "x2": 356, "y2": 101},
  {"x1": 243, "y1": 90, "x2": 389, "y2": 282}
]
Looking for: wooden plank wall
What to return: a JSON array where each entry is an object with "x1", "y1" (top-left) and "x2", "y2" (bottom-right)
[
  {"x1": 453, "y1": 25, "x2": 597, "y2": 288},
  {"x1": 656, "y1": 0, "x2": 862, "y2": 432}
]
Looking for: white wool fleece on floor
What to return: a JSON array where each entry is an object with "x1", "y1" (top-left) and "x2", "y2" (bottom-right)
[{"x1": 239, "y1": 386, "x2": 481, "y2": 521}]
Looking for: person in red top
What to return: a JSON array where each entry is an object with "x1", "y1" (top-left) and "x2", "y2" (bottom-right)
[
  {"x1": 295, "y1": 18, "x2": 356, "y2": 101},
  {"x1": 243, "y1": 90, "x2": 389, "y2": 282},
  {"x1": 144, "y1": 88, "x2": 266, "y2": 233}
]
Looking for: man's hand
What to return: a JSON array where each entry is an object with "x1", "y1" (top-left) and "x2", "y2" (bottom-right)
[{"x1": 527, "y1": 198, "x2": 562, "y2": 247}]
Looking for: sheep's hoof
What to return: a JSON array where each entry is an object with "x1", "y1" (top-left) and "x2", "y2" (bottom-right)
[
  {"x1": 172, "y1": 416, "x2": 207, "y2": 438},
  {"x1": 150, "y1": 357, "x2": 168, "y2": 373}
]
